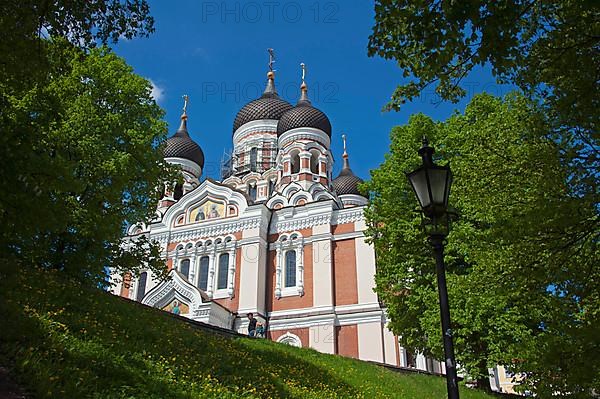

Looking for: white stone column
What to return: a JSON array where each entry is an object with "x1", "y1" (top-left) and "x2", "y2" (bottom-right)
[
  {"x1": 206, "y1": 251, "x2": 216, "y2": 298},
  {"x1": 237, "y1": 225, "x2": 268, "y2": 316},
  {"x1": 227, "y1": 248, "x2": 236, "y2": 297},
  {"x1": 318, "y1": 155, "x2": 328, "y2": 177},
  {"x1": 173, "y1": 248, "x2": 179, "y2": 272},
  {"x1": 354, "y1": 219, "x2": 379, "y2": 304},
  {"x1": 312, "y1": 224, "x2": 333, "y2": 308},
  {"x1": 189, "y1": 251, "x2": 198, "y2": 285},
  {"x1": 399, "y1": 345, "x2": 409, "y2": 367},
  {"x1": 382, "y1": 326, "x2": 398, "y2": 366},
  {"x1": 309, "y1": 223, "x2": 335, "y2": 355},
  {"x1": 275, "y1": 248, "x2": 282, "y2": 298},
  {"x1": 358, "y1": 322, "x2": 384, "y2": 362},
  {"x1": 297, "y1": 243, "x2": 305, "y2": 296}
]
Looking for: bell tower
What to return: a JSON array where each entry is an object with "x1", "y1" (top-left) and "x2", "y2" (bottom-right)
[
  {"x1": 224, "y1": 49, "x2": 292, "y2": 201},
  {"x1": 276, "y1": 63, "x2": 333, "y2": 193},
  {"x1": 159, "y1": 95, "x2": 205, "y2": 212}
]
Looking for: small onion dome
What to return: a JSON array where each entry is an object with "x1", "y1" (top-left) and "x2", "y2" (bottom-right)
[
  {"x1": 277, "y1": 81, "x2": 332, "y2": 137},
  {"x1": 333, "y1": 137, "x2": 364, "y2": 196},
  {"x1": 232, "y1": 71, "x2": 293, "y2": 133},
  {"x1": 164, "y1": 113, "x2": 205, "y2": 168}
]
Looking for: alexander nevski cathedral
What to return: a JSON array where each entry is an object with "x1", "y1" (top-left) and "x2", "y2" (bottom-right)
[{"x1": 110, "y1": 58, "x2": 456, "y2": 377}]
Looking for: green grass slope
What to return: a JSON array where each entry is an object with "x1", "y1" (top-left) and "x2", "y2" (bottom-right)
[{"x1": 0, "y1": 266, "x2": 498, "y2": 399}]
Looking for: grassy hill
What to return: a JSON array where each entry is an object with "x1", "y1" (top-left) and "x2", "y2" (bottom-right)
[{"x1": 0, "y1": 266, "x2": 500, "y2": 399}]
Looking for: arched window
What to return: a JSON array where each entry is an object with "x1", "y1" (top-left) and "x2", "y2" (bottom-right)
[
  {"x1": 290, "y1": 151, "x2": 300, "y2": 174},
  {"x1": 277, "y1": 332, "x2": 302, "y2": 347},
  {"x1": 217, "y1": 253, "x2": 229, "y2": 289},
  {"x1": 136, "y1": 272, "x2": 147, "y2": 301},
  {"x1": 174, "y1": 183, "x2": 183, "y2": 200},
  {"x1": 285, "y1": 250, "x2": 296, "y2": 287},
  {"x1": 250, "y1": 147, "x2": 258, "y2": 172},
  {"x1": 269, "y1": 179, "x2": 276, "y2": 195},
  {"x1": 310, "y1": 150, "x2": 320, "y2": 174},
  {"x1": 198, "y1": 256, "x2": 209, "y2": 291},
  {"x1": 180, "y1": 259, "x2": 190, "y2": 280},
  {"x1": 248, "y1": 183, "x2": 257, "y2": 201}
]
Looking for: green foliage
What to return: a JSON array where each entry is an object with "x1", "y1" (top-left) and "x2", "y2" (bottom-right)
[
  {"x1": 1, "y1": 0, "x2": 154, "y2": 93},
  {"x1": 363, "y1": 93, "x2": 599, "y2": 397},
  {"x1": 0, "y1": 1, "x2": 171, "y2": 285},
  {"x1": 0, "y1": 265, "x2": 498, "y2": 399},
  {"x1": 368, "y1": 0, "x2": 598, "y2": 204},
  {"x1": 1, "y1": 0, "x2": 154, "y2": 48},
  {"x1": 0, "y1": 38, "x2": 173, "y2": 285}
]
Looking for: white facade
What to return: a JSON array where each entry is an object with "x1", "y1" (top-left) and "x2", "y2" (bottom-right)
[{"x1": 111, "y1": 68, "x2": 454, "y2": 375}]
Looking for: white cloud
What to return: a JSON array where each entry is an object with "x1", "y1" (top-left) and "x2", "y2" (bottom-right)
[{"x1": 149, "y1": 79, "x2": 165, "y2": 103}]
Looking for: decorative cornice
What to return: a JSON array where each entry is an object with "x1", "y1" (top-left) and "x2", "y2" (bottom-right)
[
  {"x1": 233, "y1": 119, "x2": 278, "y2": 144},
  {"x1": 278, "y1": 127, "x2": 331, "y2": 149},
  {"x1": 151, "y1": 215, "x2": 263, "y2": 244},
  {"x1": 339, "y1": 194, "x2": 368, "y2": 207},
  {"x1": 332, "y1": 206, "x2": 365, "y2": 225},
  {"x1": 273, "y1": 213, "x2": 332, "y2": 233},
  {"x1": 165, "y1": 157, "x2": 202, "y2": 177}
]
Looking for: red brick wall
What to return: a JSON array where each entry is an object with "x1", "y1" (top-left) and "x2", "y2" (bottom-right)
[
  {"x1": 332, "y1": 239, "x2": 358, "y2": 306},
  {"x1": 332, "y1": 222, "x2": 355, "y2": 235},
  {"x1": 336, "y1": 325, "x2": 358, "y2": 358}
]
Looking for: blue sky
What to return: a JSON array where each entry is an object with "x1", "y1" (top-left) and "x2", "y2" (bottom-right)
[{"x1": 113, "y1": 0, "x2": 510, "y2": 180}]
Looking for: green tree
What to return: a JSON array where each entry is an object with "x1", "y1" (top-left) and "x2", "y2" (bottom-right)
[
  {"x1": 1, "y1": 0, "x2": 155, "y2": 92},
  {"x1": 368, "y1": 0, "x2": 598, "y2": 210},
  {"x1": 0, "y1": 1, "x2": 172, "y2": 286},
  {"x1": 363, "y1": 93, "x2": 599, "y2": 396},
  {"x1": 0, "y1": 39, "x2": 173, "y2": 286}
]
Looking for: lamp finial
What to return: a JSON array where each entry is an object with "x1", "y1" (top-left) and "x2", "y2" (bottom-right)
[{"x1": 418, "y1": 135, "x2": 435, "y2": 166}]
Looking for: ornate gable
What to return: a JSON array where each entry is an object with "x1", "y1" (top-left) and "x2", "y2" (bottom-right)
[
  {"x1": 141, "y1": 269, "x2": 208, "y2": 318},
  {"x1": 159, "y1": 179, "x2": 251, "y2": 229}
]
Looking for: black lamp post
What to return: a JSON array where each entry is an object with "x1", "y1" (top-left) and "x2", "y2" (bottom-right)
[{"x1": 406, "y1": 137, "x2": 459, "y2": 399}]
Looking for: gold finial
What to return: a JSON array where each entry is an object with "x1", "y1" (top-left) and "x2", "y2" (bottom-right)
[
  {"x1": 268, "y1": 48, "x2": 275, "y2": 72},
  {"x1": 182, "y1": 94, "x2": 189, "y2": 119},
  {"x1": 342, "y1": 134, "x2": 348, "y2": 158},
  {"x1": 300, "y1": 62, "x2": 307, "y2": 91}
]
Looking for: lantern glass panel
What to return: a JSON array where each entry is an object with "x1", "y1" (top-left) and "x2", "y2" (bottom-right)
[
  {"x1": 427, "y1": 167, "x2": 449, "y2": 206},
  {"x1": 444, "y1": 172, "x2": 453, "y2": 206},
  {"x1": 408, "y1": 168, "x2": 431, "y2": 209}
]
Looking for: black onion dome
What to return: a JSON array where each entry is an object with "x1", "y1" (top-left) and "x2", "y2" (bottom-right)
[
  {"x1": 164, "y1": 117, "x2": 205, "y2": 168},
  {"x1": 277, "y1": 83, "x2": 331, "y2": 137},
  {"x1": 232, "y1": 72, "x2": 292, "y2": 133},
  {"x1": 333, "y1": 156, "x2": 364, "y2": 197}
]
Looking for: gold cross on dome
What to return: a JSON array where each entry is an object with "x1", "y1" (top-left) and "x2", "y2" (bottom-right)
[
  {"x1": 268, "y1": 48, "x2": 275, "y2": 71},
  {"x1": 301, "y1": 62, "x2": 306, "y2": 83},
  {"x1": 182, "y1": 94, "x2": 189, "y2": 114}
]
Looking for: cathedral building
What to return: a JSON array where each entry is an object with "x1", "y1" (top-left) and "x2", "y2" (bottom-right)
[{"x1": 110, "y1": 61, "x2": 445, "y2": 373}]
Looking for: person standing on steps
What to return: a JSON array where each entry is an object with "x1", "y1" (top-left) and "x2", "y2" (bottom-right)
[{"x1": 247, "y1": 313, "x2": 257, "y2": 337}]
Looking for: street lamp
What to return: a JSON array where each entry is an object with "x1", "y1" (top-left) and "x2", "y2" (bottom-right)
[{"x1": 406, "y1": 136, "x2": 459, "y2": 399}]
